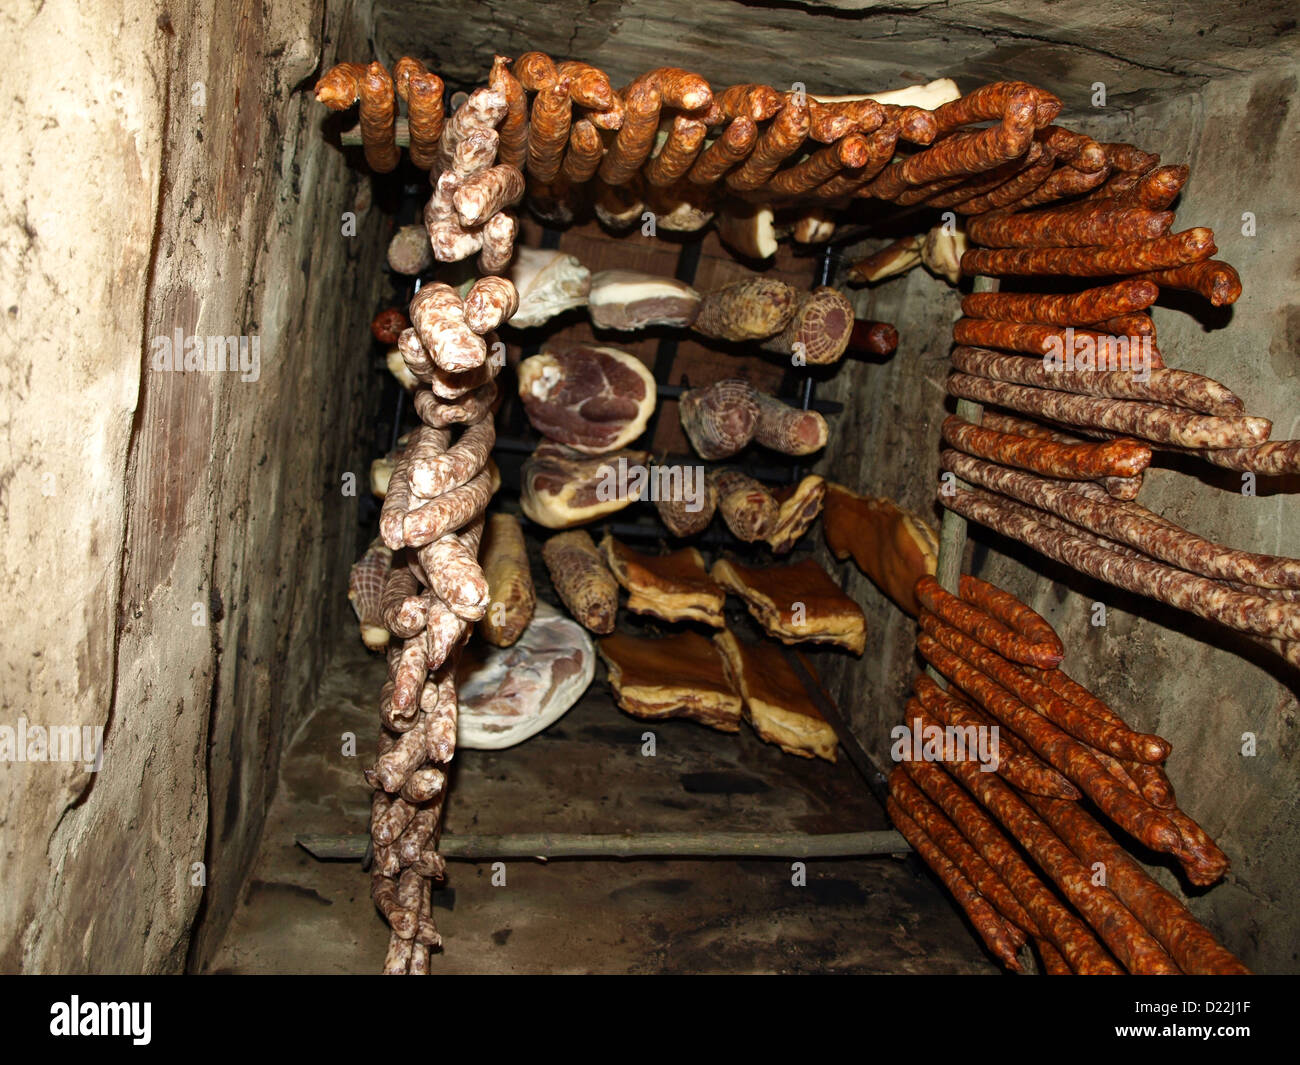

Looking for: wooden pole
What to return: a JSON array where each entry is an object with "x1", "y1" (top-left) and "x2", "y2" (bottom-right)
[
  {"x1": 928, "y1": 274, "x2": 997, "y2": 686},
  {"x1": 296, "y1": 829, "x2": 909, "y2": 861}
]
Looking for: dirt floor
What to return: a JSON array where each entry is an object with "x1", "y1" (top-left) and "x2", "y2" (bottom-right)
[{"x1": 205, "y1": 636, "x2": 999, "y2": 974}]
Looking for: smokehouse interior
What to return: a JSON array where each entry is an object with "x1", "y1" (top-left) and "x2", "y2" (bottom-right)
[{"x1": 5, "y1": 0, "x2": 1300, "y2": 978}]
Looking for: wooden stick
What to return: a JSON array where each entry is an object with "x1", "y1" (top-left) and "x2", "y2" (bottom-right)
[
  {"x1": 929, "y1": 275, "x2": 997, "y2": 685},
  {"x1": 343, "y1": 119, "x2": 409, "y2": 147},
  {"x1": 297, "y1": 830, "x2": 909, "y2": 860}
]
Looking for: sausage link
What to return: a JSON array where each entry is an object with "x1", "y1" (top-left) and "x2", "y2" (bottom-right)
[
  {"x1": 913, "y1": 142, "x2": 1044, "y2": 208},
  {"x1": 941, "y1": 482, "x2": 1300, "y2": 644},
  {"x1": 866, "y1": 92, "x2": 1036, "y2": 202},
  {"x1": 874, "y1": 103, "x2": 938, "y2": 144},
  {"x1": 403, "y1": 466, "x2": 493, "y2": 547},
  {"x1": 954, "y1": 150, "x2": 1058, "y2": 214},
  {"x1": 958, "y1": 458, "x2": 1300, "y2": 590},
  {"x1": 478, "y1": 211, "x2": 517, "y2": 276},
  {"x1": 942, "y1": 414, "x2": 1150, "y2": 479},
  {"x1": 489, "y1": 55, "x2": 528, "y2": 170},
  {"x1": 889, "y1": 765, "x2": 1036, "y2": 940},
  {"x1": 1087, "y1": 312, "x2": 1156, "y2": 341},
  {"x1": 886, "y1": 796, "x2": 1023, "y2": 969},
  {"x1": 379, "y1": 451, "x2": 413, "y2": 550},
  {"x1": 463, "y1": 276, "x2": 519, "y2": 335},
  {"x1": 956, "y1": 574, "x2": 1064, "y2": 664},
  {"x1": 726, "y1": 96, "x2": 811, "y2": 191},
  {"x1": 418, "y1": 530, "x2": 489, "y2": 622},
  {"x1": 763, "y1": 133, "x2": 870, "y2": 197},
  {"x1": 912, "y1": 673, "x2": 1080, "y2": 798},
  {"x1": 435, "y1": 86, "x2": 507, "y2": 174},
  {"x1": 381, "y1": 556, "x2": 431, "y2": 637},
  {"x1": 962, "y1": 279, "x2": 1158, "y2": 325},
  {"x1": 919, "y1": 610, "x2": 1168, "y2": 763},
  {"x1": 1028, "y1": 795, "x2": 1247, "y2": 973},
  {"x1": 556, "y1": 60, "x2": 614, "y2": 109},
  {"x1": 1123, "y1": 164, "x2": 1189, "y2": 209},
  {"x1": 915, "y1": 574, "x2": 1063, "y2": 668},
  {"x1": 409, "y1": 418, "x2": 495, "y2": 498},
  {"x1": 916, "y1": 631, "x2": 1184, "y2": 856},
  {"x1": 816, "y1": 124, "x2": 899, "y2": 199},
  {"x1": 526, "y1": 78, "x2": 572, "y2": 184},
  {"x1": 1038, "y1": 125, "x2": 1106, "y2": 171},
  {"x1": 389, "y1": 634, "x2": 428, "y2": 722},
  {"x1": 373, "y1": 795, "x2": 419, "y2": 847},
  {"x1": 806, "y1": 96, "x2": 883, "y2": 141},
  {"x1": 931, "y1": 81, "x2": 1059, "y2": 135},
  {"x1": 902, "y1": 756, "x2": 1121, "y2": 974},
  {"x1": 939, "y1": 751, "x2": 1181, "y2": 973},
  {"x1": 314, "y1": 62, "x2": 365, "y2": 109},
  {"x1": 368, "y1": 715, "x2": 431, "y2": 793},
  {"x1": 561, "y1": 118, "x2": 604, "y2": 184},
  {"x1": 1127, "y1": 761, "x2": 1177, "y2": 809},
  {"x1": 407, "y1": 72, "x2": 446, "y2": 171},
  {"x1": 947, "y1": 373, "x2": 1269, "y2": 449},
  {"x1": 961, "y1": 228, "x2": 1216, "y2": 277},
  {"x1": 968, "y1": 204, "x2": 1174, "y2": 247},
  {"x1": 950, "y1": 346, "x2": 1241, "y2": 416},
  {"x1": 997, "y1": 161, "x2": 1112, "y2": 210},
  {"x1": 598, "y1": 84, "x2": 661, "y2": 186},
  {"x1": 359, "y1": 62, "x2": 400, "y2": 173},
  {"x1": 396, "y1": 806, "x2": 438, "y2": 868},
  {"x1": 627, "y1": 67, "x2": 711, "y2": 110},
  {"x1": 409, "y1": 283, "x2": 488, "y2": 373},
  {"x1": 952, "y1": 320, "x2": 1163, "y2": 367},
  {"x1": 513, "y1": 52, "x2": 558, "y2": 90},
  {"x1": 453, "y1": 164, "x2": 525, "y2": 227},
  {"x1": 372, "y1": 871, "x2": 417, "y2": 939},
  {"x1": 1163, "y1": 807, "x2": 1231, "y2": 886},
  {"x1": 645, "y1": 115, "x2": 708, "y2": 187},
  {"x1": 717, "y1": 84, "x2": 784, "y2": 122},
  {"x1": 413, "y1": 380, "x2": 497, "y2": 428},
  {"x1": 687, "y1": 116, "x2": 757, "y2": 186},
  {"x1": 399, "y1": 765, "x2": 446, "y2": 804},
  {"x1": 424, "y1": 664, "x2": 460, "y2": 764},
  {"x1": 1191, "y1": 439, "x2": 1300, "y2": 475},
  {"x1": 1133, "y1": 261, "x2": 1242, "y2": 306},
  {"x1": 980, "y1": 408, "x2": 1151, "y2": 494}
]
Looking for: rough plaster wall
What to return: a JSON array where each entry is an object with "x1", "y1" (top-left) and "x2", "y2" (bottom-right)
[
  {"x1": 817, "y1": 64, "x2": 1299, "y2": 972},
  {"x1": 0, "y1": 0, "x2": 157, "y2": 973},
  {"x1": 1, "y1": 0, "x2": 387, "y2": 973},
  {"x1": 374, "y1": 0, "x2": 1297, "y2": 102}
]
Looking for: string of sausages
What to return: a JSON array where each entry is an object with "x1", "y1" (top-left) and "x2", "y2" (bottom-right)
[
  {"x1": 896, "y1": 575, "x2": 1249, "y2": 974},
  {"x1": 322, "y1": 71, "x2": 521, "y2": 974},
  {"x1": 316, "y1": 60, "x2": 1078, "y2": 225}
]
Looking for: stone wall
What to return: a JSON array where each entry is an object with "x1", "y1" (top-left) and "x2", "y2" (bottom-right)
[{"x1": 0, "y1": 0, "x2": 388, "y2": 973}]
